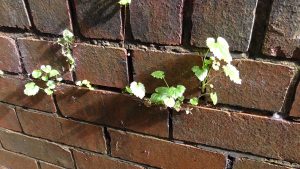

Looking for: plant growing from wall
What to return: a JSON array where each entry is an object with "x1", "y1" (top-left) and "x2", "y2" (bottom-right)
[{"x1": 57, "y1": 29, "x2": 76, "y2": 71}]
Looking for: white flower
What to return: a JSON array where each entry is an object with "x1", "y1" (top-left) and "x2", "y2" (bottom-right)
[
  {"x1": 130, "y1": 81, "x2": 146, "y2": 99},
  {"x1": 222, "y1": 64, "x2": 242, "y2": 84},
  {"x1": 206, "y1": 37, "x2": 232, "y2": 64},
  {"x1": 163, "y1": 97, "x2": 176, "y2": 108}
]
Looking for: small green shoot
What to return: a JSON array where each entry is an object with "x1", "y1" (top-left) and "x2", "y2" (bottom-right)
[
  {"x1": 76, "y1": 80, "x2": 95, "y2": 90},
  {"x1": 58, "y1": 29, "x2": 75, "y2": 71}
]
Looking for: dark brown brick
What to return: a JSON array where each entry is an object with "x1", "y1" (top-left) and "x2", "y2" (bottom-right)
[
  {"x1": 132, "y1": 49, "x2": 202, "y2": 97},
  {"x1": 173, "y1": 106, "x2": 300, "y2": 163},
  {"x1": 17, "y1": 108, "x2": 106, "y2": 153},
  {"x1": 233, "y1": 158, "x2": 293, "y2": 169},
  {"x1": 0, "y1": 149, "x2": 38, "y2": 169},
  {"x1": 40, "y1": 162, "x2": 65, "y2": 169},
  {"x1": 210, "y1": 59, "x2": 296, "y2": 112},
  {"x1": 56, "y1": 84, "x2": 168, "y2": 138},
  {"x1": 0, "y1": 75, "x2": 56, "y2": 113},
  {"x1": 262, "y1": 0, "x2": 300, "y2": 59},
  {"x1": 0, "y1": 129, "x2": 74, "y2": 168},
  {"x1": 73, "y1": 43, "x2": 128, "y2": 88},
  {"x1": 191, "y1": 0, "x2": 257, "y2": 52},
  {"x1": 0, "y1": 103, "x2": 21, "y2": 132},
  {"x1": 18, "y1": 38, "x2": 72, "y2": 80},
  {"x1": 74, "y1": 0, "x2": 123, "y2": 40},
  {"x1": 27, "y1": 0, "x2": 72, "y2": 34},
  {"x1": 73, "y1": 150, "x2": 144, "y2": 169},
  {"x1": 130, "y1": 0, "x2": 183, "y2": 45},
  {"x1": 110, "y1": 129, "x2": 226, "y2": 169},
  {"x1": 0, "y1": 36, "x2": 21, "y2": 73},
  {"x1": 290, "y1": 83, "x2": 300, "y2": 117},
  {"x1": 0, "y1": 0, "x2": 31, "y2": 28}
]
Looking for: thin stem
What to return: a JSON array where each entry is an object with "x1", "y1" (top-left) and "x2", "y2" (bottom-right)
[
  {"x1": 163, "y1": 78, "x2": 169, "y2": 87},
  {"x1": 202, "y1": 49, "x2": 210, "y2": 67}
]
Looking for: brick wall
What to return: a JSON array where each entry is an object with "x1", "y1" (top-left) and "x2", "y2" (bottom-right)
[{"x1": 0, "y1": 0, "x2": 299, "y2": 169}]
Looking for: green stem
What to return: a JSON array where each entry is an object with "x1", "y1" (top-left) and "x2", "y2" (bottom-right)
[{"x1": 163, "y1": 78, "x2": 169, "y2": 88}]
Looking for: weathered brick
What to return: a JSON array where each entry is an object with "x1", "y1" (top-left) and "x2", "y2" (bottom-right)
[
  {"x1": 173, "y1": 106, "x2": 300, "y2": 163},
  {"x1": 18, "y1": 38, "x2": 72, "y2": 80},
  {"x1": 210, "y1": 59, "x2": 296, "y2": 112},
  {"x1": 0, "y1": 0, "x2": 31, "y2": 28},
  {"x1": 73, "y1": 150, "x2": 144, "y2": 169},
  {"x1": 262, "y1": 0, "x2": 300, "y2": 59},
  {"x1": 0, "y1": 75, "x2": 56, "y2": 113},
  {"x1": 290, "y1": 83, "x2": 300, "y2": 117},
  {"x1": 110, "y1": 129, "x2": 226, "y2": 169},
  {"x1": 130, "y1": 0, "x2": 183, "y2": 45},
  {"x1": 233, "y1": 158, "x2": 293, "y2": 169},
  {"x1": 0, "y1": 149, "x2": 38, "y2": 169},
  {"x1": 0, "y1": 36, "x2": 21, "y2": 73},
  {"x1": 0, "y1": 103, "x2": 21, "y2": 132},
  {"x1": 27, "y1": 0, "x2": 72, "y2": 34},
  {"x1": 191, "y1": 0, "x2": 258, "y2": 52},
  {"x1": 56, "y1": 84, "x2": 168, "y2": 138},
  {"x1": 132, "y1": 49, "x2": 202, "y2": 97},
  {"x1": 73, "y1": 43, "x2": 128, "y2": 88},
  {"x1": 40, "y1": 162, "x2": 65, "y2": 169},
  {"x1": 0, "y1": 129, "x2": 74, "y2": 168},
  {"x1": 17, "y1": 108, "x2": 106, "y2": 153},
  {"x1": 74, "y1": 0, "x2": 123, "y2": 40}
]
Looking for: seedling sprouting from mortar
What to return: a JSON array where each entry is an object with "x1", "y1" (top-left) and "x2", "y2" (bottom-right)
[{"x1": 57, "y1": 29, "x2": 75, "y2": 71}]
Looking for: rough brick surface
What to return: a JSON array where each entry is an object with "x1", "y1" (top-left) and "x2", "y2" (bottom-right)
[
  {"x1": 27, "y1": 0, "x2": 72, "y2": 35},
  {"x1": 0, "y1": 129, "x2": 74, "y2": 168},
  {"x1": 262, "y1": 0, "x2": 300, "y2": 59},
  {"x1": 0, "y1": 0, "x2": 30, "y2": 28},
  {"x1": 17, "y1": 108, "x2": 106, "y2": 153},
  {"x1": 0, "y1": 149, "x2": 38, "y2": 169},
  {"x1": 132, "y1": 50, "x2": 202, "y2": 97},
  {"x1": 18, "y1": 38, "x2": 72, "y2": 80},
  {"x1": 74, "y1": 0, "x2": 123, "y2": 40},
  {"x1": 0, "y1": 103, "x2": 21, "y2": 132},
  {"x1": 290, "y1": 83, "x2": 300, "y2": 117},
  {"x1": 73, "y1": 43, "x2": 128, "y2": 88},
  {"x1": 0, "y1": 36, "x2": 21, "y2": 73},
  {"x1": 173, "y1": 106, "x2": 300, "y2": 163},
  {"x1": 210, "y1": 59, "x2": 296, "y2": 112},
  {"x1": 130, "y1": 0, "x2": 183, "y2": 45},
  {"x1": 40, "y1": 162, "x2": 65, "y2": 169},
  {"x1": 0, "y1": 75, "x2": 56, "y2": 113},
  {"x1": 191, "y1": 0, "x2": 258, "y2": 51},
  {"x1": 73, "y1": 150, "x2": 144, "y2": 169},
  {"x1": 233, "y1": 158, "x2": 292, "y2": 169},
  {"x1": 109, "y1": 129, "x2": 226, "y2": 169},
  {"x1": 56, "y1": 84, "x2": 168, "y2": 138}
]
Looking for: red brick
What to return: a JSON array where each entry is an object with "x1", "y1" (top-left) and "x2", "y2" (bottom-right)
[
  {"x1": 17, "y1": 38, "x2": 72, "y2": 80},
  {"x1": 0, "y1": 103, "x2": 21, "y2": 132},
  {"x1": 27, "y1": 0, "x2": 72, "y2": 35},
  {"x1": 233, "y1": 158, "x2": 293, "y2": 169},
  {"x1": 73, "y1": 150, "x2": 144, "y2": 169},
  {"x1": 173, "y1": 106, "x2": 300, "y2": 163},
  {"x1": 74, "y1": 0, "x2": 123, "y2": 40},
  {"x1": 210, "y1": 59, "x2": 296, "y2": 112},
  {"x1": 0, "y1": 36, "x2": 21, "y2": 73},
  {"x1": 0, "y1": 75, "x2": 56, "y2": 113},
  {"x1": 130, "y1": 0, "x2": 183, "y2": 45},
  {"x1": 0, "y1": 129, "x2": 74, "y2": 168},
  {"x1": 73, "y1": 43, "x2": 128, "y2": 88},
  {"x1": 290, "y1": 83, "x2": 300, "y2": 117},
  {"x1": 40, "y1": 162, "x2": 65, "y2": 169},
  {"x1": 191, "y1": 0, "x2": 257, "y2": 52},
  {"x1": 109, "y1": 129, "x2": 226, "y2": 169},
  {"x1": 132, "y1": 49, "x2": 202, "y2": 97},
  {"x1": 56, "y1": 84, "x2": 168, "y2": 138},
  {"x1": 17, "y1": 108, "x2": 106, "y2": 153},
  {"x1": 0, "y1": 149, "x2": 38, "y2": 169},
  {"x1": 262, "y1": 0, "x2": 300, "y2": 59},
  {"x1": 0, "y1": 0, "x2": 31, "y2": 28}
]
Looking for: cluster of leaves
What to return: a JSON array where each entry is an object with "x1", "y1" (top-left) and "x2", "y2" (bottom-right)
[
  {"x1": 76, "y1": 80, "x2": 94, "y2": 90},
  {"x1": 24, "y1": 65, "x2": 62, "y2": 96},
  {"x1": 57, "y1": 30, "x2": 75, "y2": 71}
]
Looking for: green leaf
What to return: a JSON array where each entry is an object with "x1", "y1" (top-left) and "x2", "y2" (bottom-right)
[
  {"x1": 41, "y1": 65, "x2": 52, "y2": 73},
  {"x1": 192, "y1": 66, "x2": 208, "y2": 81},
  {"x1": 210, "y1": 92, "x2": 218, "y2": 105},
  {"x1": 173, "y1": 100, "x2": 182, "y2": 112},
  {"x1": 173, "y1": 85, "x2": 186, "y2": 98},
  {"x1": 206, "y1": 37, "x2": 232, "y2": 63},
  {"x1": 163, "y1": 97, "x2": 175, "y2": 108},
  {"x1": 41, "y1": 75, "x2": 49, "y2": 81},
  {"x1": 24, "y1": 82, "x2": 40, "y2": 96},
  {"x1": 46, "y1": 80, "x2": 56, "y2": 89},
  {"x1": 63, "y1": 29, "x2": 74, "y2": 40},
  {"x1": 222, "y1": 64, "x2": 242, "y2": 84},
  {"x1": 32, "y1": 70, "x2": 42, "y2": 79},
  {"x1": 44, "y1": 88, "x2": 53, "y2": 95},
  {"x1": 155, "y1": 87, "x2": 169, "y2": 94},
  {"x1": 49, "y1": 69, "x2": 60, "y2": 78},
  {"x1": 124, "y1": 86, "x2": 132, "y2": 94},
  {"x1": 119, "y1": 0, "x2": 131, "y2": 5},
  {"x1": 150, "y1": 93, "x2": 163, "y2": 104},
  {"x1": 76, "y1": 81, "x2": 82, "y2": 86},
  {"x1": 189, "y1": 97, "x2": 199, "y2": 106},
  {"x1": 151, "y1": 71, "x2": 165, "y2": 79},
  {"x1": 130, "y1": 81, "x2": 145, "y2": 99}
]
